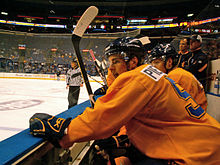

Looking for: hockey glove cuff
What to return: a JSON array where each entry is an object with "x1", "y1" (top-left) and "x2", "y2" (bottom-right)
[
  {"x1": 94, "y1": 85, "x2": 108, "y2": 95},
  {"x1": 29, "y1": 113, "x2": 71, "y2": 147},
  {"x1": 96, "y1": 135, "x2": 129, "y2": 150}
]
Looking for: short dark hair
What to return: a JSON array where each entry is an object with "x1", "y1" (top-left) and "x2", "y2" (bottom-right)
[{"x1": 181, "y1": 38, "x2": 190, "y2": 45}]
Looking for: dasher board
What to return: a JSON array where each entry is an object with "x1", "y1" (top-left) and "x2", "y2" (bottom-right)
[{"x1": 0, "y1": 97, "x2": 100, "y2": 165}]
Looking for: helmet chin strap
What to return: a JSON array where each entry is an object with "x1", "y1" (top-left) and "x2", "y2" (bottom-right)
[
  {"x1": 164, "y1": 62, "x2": 169, "y2": 74},
  {"x1": 122, "y1": 51, "x2": 132, "y2": 71},
  {"x1": 125, "y1": 60, "x2": 131, "y2": 71},
  {"x1": 125, "y1": 56, "x2": 139, "y2": 71}
]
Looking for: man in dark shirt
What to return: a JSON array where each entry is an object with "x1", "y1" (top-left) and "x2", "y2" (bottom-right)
[
  {"x1": 184, "y1": 35, "x2": 208, "y2": 89},
  {"x1": 178, "y1": 38, "x2": 191, "y2": 68}
]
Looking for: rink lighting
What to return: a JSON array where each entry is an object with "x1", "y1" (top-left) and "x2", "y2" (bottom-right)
[
  {"x1": 100, "y1": 25, "x2": 105, "y2": 29},
  {"x1": 0, "y1": 19, "x2": 66, "y2": 28},
  {"x1": 151, "y1": 17, "x2": 177, "y2": 20},
  {"x1": 0, "y1": 16, "x2": 219, "y2": 30},
  {"x1": 127, "y1": 19, "x2": 147, "y2": 25},
  {"x1": 17, "y1": 15, "x2": 44, "y2": 19},
  {"x1": 1, "y1": 12, "x2": 8, "y2": 15},
  {"x1": 187, "y1": 14, "x2": 194, "y2": 17}
]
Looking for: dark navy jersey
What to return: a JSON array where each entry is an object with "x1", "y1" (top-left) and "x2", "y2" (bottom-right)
[
  {"x1": 178, "y1": 51, "x2": 192, "y2": 68},
  {"x1": 184, "y1": 49, "x2": 208, "y2": 87}
]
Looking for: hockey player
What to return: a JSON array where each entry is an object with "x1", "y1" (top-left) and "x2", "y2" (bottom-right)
[
  {"x1": 147, "y1": 43, "x2": 207, "y2": 110},
  {"x1": 30, "y1": 37, "x2": 220, "y2": 165}
]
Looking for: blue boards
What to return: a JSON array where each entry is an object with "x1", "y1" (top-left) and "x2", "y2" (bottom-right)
[{"x1": 0, "y1": 97, "x2": 99, "y2": 165}]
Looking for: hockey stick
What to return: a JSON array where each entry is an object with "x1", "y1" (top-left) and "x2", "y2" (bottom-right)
[
  {"x1": 71, "y1": 6, "x2": 98, "y2": 107},
  {"x1": 87, "y1": 74, "x2": 105, "y2": 86},
  {"x1": 72, "y1": 7, "x2": 116, "y2": 165},
  {"x1": 89, "y1": 49, "x2": 108, "y2": 86}
]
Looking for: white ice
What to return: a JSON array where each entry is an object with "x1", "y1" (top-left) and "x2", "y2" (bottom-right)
[{"x1": 0, "y1": 78, "x2": 102, "y2": 142}]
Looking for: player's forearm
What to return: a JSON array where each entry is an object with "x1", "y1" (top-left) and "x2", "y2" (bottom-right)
[
  {"x1": 64, "y1": 107, "x2": 117, "y2": 143},
  {"x1": 59, "y1": 134, "x2": 74, "y2": 149},
  {"x1": 63, "y1": 79, "x2": 148, "y2": 144}
]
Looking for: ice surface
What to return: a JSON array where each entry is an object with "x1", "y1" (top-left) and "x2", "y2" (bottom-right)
[{"x1": 0, "y1": 78, "x2": 102, "y2": 141}]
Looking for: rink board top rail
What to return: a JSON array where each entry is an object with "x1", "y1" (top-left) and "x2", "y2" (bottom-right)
[{"x1": 0, "y1": 98, "x2": 97, "y2": 165}]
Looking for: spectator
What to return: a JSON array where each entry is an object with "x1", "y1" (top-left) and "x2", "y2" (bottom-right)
[
  {"x1": 178, "y1": 38, "x2": 191, "y2": 68},
  {"x1": 184, "y1": 34, "x2": 208, "y2": 89}
]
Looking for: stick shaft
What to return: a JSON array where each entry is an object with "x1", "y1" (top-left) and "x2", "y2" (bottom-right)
[
  {"x1": 89, "y1": 49, "x2": 108, "y2": 86},
  {"x1": 72, "y1": 35, "x2": 94, "y2": 107}
]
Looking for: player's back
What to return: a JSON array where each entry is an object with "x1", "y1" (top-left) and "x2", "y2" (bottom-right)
[
  {"x1": 168, "y1": 67, "x2": 207, "y2": 110},
  {"x1": 123, "y1": 64, "x2": 220, "y2": 165}
]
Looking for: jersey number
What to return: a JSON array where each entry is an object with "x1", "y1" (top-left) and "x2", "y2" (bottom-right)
[{"x1": 166, "y1": 77, "x2": 205, "y2": 119}]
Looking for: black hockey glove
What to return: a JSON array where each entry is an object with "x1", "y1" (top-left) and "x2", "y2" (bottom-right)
[
  {"x1": 96, "y1": 135, "x2": 130, "y2": 150},
  {"x1": 95, "y1": 135, "x2": 130, "y2": 160},
  {"x1": 29, "y1": 113, "x2": 71, "y2": 148},
  {"x1": 94, "y1": 85, "x2": 108, "y2": 95}
]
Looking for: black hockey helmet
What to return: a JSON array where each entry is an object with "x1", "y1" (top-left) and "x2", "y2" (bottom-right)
[
  {"x1": 72, "y1": 58, "x2": 77, "y2": 63},
  {"x1": 148, "y1": 43, "x2": 179, "y2": 66},
  {"x1": 104, "y1": 37, "x2": 145, "y2": 66}
]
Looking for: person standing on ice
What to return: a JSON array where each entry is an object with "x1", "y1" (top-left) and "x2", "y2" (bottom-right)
[{"x1": 66, "y1": 59, "x2": 83, "y2": 109}]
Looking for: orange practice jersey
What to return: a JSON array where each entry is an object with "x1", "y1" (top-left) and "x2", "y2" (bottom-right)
[
  {"x1": 66, "y1": 64, "x2": 220, "y2": 165},
  {"x1": 168, "y1": 67, "x2": 207, "y2": 110}
]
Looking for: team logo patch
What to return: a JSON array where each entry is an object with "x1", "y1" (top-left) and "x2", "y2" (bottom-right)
[
  {"x1": 141, "y1": 65, "x2": 166, "y2": 81},
  {"x1": 48, "y1": 117, "x2": 65, "y2": 132}
]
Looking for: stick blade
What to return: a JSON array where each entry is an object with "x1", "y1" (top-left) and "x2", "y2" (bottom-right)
[
  {"x1": 139, "y1": 36, "x2": 151, "y2": 45},
  {"x1": 73, "y1": 6, "x2": 98, "y2": 37}
]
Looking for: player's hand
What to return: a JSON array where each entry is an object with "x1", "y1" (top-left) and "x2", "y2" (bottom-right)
[
  {"x1": 29, "y1": 113, "x2": 71, "y2": 148},
  {"x1": 95, "y1": 145, "x2": 110, "y2": 160},
  {"x1": 66, "y1": 85, "x2": 69, "y2": 89},
  {"x1": 89, "y1": 94, "x2": 96, "y2": 105},
  {"x1": 94, "y1": 85, "x2": 108, "y2": 95},
  {"x1": 59, "y1": 134, "x2": 75, "y2": 149},
  {"x1": 95, "y1": 135, "x2": 130, "y2": 150}
]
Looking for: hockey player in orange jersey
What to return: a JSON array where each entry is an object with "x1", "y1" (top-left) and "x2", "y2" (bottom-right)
[
  {"x1": 30, "y1": 37, "x2": 220, "y2": 165},
  {"x1": 147, "y1": 43, "x2": 207, "y2": 110},
  {"x1": 103, "y1": 42, "x2": 208, "y2": 165}
]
